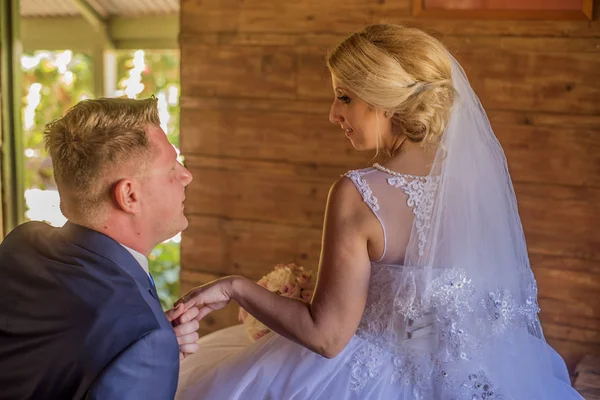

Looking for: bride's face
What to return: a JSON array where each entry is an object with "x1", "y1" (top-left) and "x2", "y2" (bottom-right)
[{"x1": 328, "y1": 76, "x2": 392, "y2": 151}]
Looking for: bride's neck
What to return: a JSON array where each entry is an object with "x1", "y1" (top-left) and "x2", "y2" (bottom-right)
[{"x1": 381, "y1": 137, "x2": 438, "y2": 175}]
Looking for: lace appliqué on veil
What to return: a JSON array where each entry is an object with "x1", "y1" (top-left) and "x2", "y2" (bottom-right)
[
  {"x1": 481, "y1": 271, "x2": 541, "y2": 337},
  {"x1": 427, "y1": 270, "x2": 480, "y2": 364},
  {"x1": 459, "y1": 371, "x2": 504, "y2": 400}
]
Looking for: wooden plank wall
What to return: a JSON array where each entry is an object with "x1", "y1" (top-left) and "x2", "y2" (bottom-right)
[{"x1": 179, "y1": 0, "x2": 600, "y2": 372}]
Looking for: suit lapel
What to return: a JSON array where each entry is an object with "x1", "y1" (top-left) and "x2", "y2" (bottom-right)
[
  {"x1": 60, "y1": 222, "x2": 158, "y2": 306},
  {"x1": 59, "y1": 222, "x2": 171, "y2": 330},
  {"x1": 148, "y1": 277, "x2": 159, "y2": 301}
]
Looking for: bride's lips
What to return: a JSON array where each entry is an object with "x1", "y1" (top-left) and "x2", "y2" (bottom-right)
[{"x1": 343, "y1": 127, "x2": 354, "y2": 137}]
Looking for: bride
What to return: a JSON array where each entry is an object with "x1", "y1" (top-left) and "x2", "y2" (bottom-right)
[{"x1": 175, "y1": 24, "x2": 583, "y2": 399}]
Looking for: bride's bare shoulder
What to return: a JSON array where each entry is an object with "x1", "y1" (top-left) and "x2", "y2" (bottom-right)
[{"x1": 324, "y1": 174, "x2": 378, "y2": 226}]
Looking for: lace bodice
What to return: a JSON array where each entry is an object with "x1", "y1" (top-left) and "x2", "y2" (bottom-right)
[
  {"x1": 344, "y1": 165, "x2": 443, "y2": 349},
  {"x1": 345, "y1": 165, "x2": 439, "y2": 264},
  {"x1": 344, "y1": 166, "x2": 541, "y2": 398}
]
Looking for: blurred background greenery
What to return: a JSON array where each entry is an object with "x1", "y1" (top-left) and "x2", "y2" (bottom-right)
[{"x1": 21, "y1": 49, "x2": 181, "y2": 309}]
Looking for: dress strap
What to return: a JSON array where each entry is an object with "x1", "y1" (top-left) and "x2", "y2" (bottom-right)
[
  {"x1": 344, "y1": 169, "x2": 386, "y2": 262},
  {"x1": 344, "y1": 170, "x2": 379, "y2": 213}
]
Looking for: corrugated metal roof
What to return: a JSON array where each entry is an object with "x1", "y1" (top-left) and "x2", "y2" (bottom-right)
[{"x1": 21, "y1": 0, "x2": 179, "y2": 18}]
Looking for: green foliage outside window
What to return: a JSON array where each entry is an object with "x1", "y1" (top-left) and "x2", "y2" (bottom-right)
[{"x1": 22, "y1": 51, "x2": 93, "y2": 190}]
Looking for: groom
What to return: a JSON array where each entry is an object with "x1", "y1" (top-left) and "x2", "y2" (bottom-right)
[{"x1": 0, "y1": 98, "x2": 198, "y2": 399}]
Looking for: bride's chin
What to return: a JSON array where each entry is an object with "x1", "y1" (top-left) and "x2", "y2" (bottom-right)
[{"x1": 350, "y1": 141, "x2": 375, "y2": 152}]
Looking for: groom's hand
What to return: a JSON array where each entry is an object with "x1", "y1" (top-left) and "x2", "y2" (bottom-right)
[{"x1": 165, "y1": 304, "x2": 200, "y2": 359}]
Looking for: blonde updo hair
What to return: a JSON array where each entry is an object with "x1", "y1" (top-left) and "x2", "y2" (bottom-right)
[{"x1": 327, "y1": 24, "x2": 456, "y2": 147}]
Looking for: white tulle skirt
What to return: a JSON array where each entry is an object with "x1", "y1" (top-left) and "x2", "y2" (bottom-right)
[{"x1": 176, "y1": 325, "x2": 582, "y2": 400}]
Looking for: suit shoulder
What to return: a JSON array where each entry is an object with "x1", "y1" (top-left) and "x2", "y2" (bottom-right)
[{"x1": 1, "y1": 221, "x2": 55, "y2": 246}]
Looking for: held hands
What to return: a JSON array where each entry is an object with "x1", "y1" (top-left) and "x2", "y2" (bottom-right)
[
  {"x1": 166, "y1": 276, "x2": 237, "y2": 359},
  {"x1": 165, "y1": 303, "x2": 200, "y2": 360},
  {"x1": 175, "y1": 277, "x2": 236, "y2": 322}
]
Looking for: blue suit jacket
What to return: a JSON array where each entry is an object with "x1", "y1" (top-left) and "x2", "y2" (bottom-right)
[{"x1": 0, "y1": 222, "x2": 179, "y2": 399}]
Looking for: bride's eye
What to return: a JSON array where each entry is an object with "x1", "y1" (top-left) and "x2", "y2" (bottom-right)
[{"x1": 337, "y1": 95, "x2": 351, "y2": 104}]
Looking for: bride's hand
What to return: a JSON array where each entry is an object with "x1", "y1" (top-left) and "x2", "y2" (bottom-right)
[{"x1": 176, "y1": 277, "x2": 235, "y2": 321}]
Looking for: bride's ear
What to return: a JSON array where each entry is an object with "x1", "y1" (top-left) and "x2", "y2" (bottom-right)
[{"x1": 112, "y1": 179, "x2": 142, "y2": 215}]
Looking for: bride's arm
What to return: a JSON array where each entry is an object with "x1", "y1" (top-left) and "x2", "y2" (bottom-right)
[{"x1": 181, "y1": 177, "x2": 373, "y2": 358}]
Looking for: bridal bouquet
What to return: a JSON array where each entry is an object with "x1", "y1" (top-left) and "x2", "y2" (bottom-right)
[{"x1": 238, "y1": 263, "x2": 315, "y2": 342}]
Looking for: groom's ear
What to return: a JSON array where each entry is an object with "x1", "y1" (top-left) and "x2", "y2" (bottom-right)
[{"x1": 113, "y1": 179, "x2": 142, "y2": 215}]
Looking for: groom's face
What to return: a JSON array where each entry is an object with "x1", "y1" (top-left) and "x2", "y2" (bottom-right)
[{"x1": 139, "y1": 125, "x2": 193, "y2": 244}]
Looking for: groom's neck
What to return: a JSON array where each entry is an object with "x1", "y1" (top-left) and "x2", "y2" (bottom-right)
[{"x1": 85, "y1": 214, "x2": 155, "y2": 257}]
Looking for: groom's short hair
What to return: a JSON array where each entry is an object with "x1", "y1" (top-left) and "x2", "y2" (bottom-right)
[{"x1": 44, "y1": 97, "x2": 160, "y2": 222}]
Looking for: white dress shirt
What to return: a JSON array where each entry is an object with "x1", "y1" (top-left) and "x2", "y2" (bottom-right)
[{"x1": 120, "y1": 243, "x2": 150, "y2": 278}]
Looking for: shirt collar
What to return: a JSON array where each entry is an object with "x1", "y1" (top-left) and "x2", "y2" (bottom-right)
[{"x1": 120, "y1": 244, "x2": 150, "y2": 278}]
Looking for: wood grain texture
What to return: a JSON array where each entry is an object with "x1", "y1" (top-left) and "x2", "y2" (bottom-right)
[
  {"x1": 180, "y1": 0, "x2": 600, "y2": 373},
  {"x1": 534, "y1": 258, "x2": 600, "y2": 368},
  {"x1": 181, "y1": 215, "x2": 322, "y2": 279},
  {"x1": 573, "y1": 355, "x2": 600, "y2": 399},
  {"x1": 180, "y1": 32, "x2": 600, "y2": 53},
  {"x1": 181, "y1": 0, "x2": 600, "y2": 36},
  {"x1": 181, "y1": 44, "x2": 297, "y2": 99},
  {"x1": 413, "y1": 0, "x2": 594, "y2": 21},
  {"x1": 517, "y1": 183, "x2": 600, "y2": 260}
]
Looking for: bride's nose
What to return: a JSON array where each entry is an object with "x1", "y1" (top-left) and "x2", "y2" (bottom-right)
[{"x1": 329, "y1": 103, "x2": 344, "y2": 125}]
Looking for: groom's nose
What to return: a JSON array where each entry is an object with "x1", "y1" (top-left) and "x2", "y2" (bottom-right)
[{"x1": 180, "y1": 165, "x2": 193, "y2": 186}]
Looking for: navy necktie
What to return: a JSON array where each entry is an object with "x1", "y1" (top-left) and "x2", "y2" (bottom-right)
[{"x1": 148, "y1": 273, "x2": 158, "y2": 300}]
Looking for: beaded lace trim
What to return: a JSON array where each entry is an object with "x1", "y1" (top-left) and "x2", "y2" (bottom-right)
[
  {"x1": 372, "y1": 163, "x2": 439, "y2": 256},
  {"x1": 345, "y1": 170, "x2": 380, "y2": 212}
]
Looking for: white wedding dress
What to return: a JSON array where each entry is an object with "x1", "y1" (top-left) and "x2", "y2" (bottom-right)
[{"x1": 176, "y1": 165, "x2": 583, "y2": 400}]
